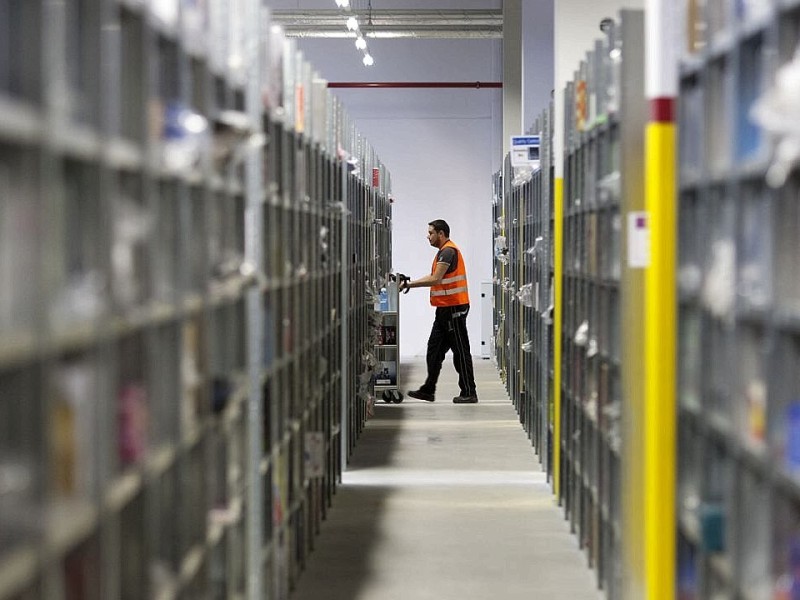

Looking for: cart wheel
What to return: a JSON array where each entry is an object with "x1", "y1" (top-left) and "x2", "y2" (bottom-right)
[{"x1": 382, "y1": 390, "x2": 403, "y2": 403}]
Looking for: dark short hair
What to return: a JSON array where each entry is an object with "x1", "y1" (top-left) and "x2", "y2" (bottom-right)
[{"x1": 428, "y1": 219, "x2": 450, "y2": 238}]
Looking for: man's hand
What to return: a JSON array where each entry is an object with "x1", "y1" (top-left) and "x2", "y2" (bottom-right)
[{"x1": 396, "y1": 273, "x2": 411, "y2": 293}]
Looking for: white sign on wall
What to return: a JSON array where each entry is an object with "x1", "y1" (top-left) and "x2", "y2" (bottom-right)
[{"x1": 510, "y1": 135, "x2": 541, "y2": 168}]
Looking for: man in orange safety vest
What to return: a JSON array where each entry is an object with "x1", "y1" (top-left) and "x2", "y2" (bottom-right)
[{"x1": 399, "y1": 219, "x2": 478, "y2": 404}]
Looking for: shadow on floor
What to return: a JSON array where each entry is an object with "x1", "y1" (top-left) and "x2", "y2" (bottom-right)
[{"x1": 290, "y1": 368, "x2": 413, "y2": 599}]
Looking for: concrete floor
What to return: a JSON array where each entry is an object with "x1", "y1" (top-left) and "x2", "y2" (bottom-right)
[{"x1": 291, "y1": 357, "x2": 604, "y2": 600}]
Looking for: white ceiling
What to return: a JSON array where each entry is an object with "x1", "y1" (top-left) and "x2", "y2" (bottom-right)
[{"x1": 266, "y1": 0, "x2": 503, "y2": 39}]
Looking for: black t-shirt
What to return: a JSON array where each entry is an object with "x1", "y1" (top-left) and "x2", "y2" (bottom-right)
[{"x1": 436, "y1": 246, "x2": 458, "y2": 274}]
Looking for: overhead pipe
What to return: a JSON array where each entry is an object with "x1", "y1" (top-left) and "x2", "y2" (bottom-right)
[{"x1": 327, "y1": 81, "x2": 502, "y2": 89}]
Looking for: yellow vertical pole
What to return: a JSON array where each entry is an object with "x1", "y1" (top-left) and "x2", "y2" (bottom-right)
[
  {"x1": 644, "y1": 0, "x2": 678, "y2": 593},
  {"x1": 644, "y1": 105, "x2": 677, "y2": 600},
  {"x1": 553, "y1": 177, "x2": 564, "y2": 497}
]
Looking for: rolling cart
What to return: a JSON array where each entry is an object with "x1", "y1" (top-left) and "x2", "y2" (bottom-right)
[{"x1": 373, "y1": 274, "x2": 407, "y2": 403}]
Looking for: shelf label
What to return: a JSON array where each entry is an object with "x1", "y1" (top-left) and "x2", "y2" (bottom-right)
[
  {"x1": 510, "y1": 135, "x2": 540, "y2": 168},
  {"x1": 627, "y1": 212, "x2": 651, "y2": 269}
]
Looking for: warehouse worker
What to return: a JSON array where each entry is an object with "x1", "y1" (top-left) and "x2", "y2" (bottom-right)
[{"x1": 399, "y1": 219, "x2": 478, "y2": 404}]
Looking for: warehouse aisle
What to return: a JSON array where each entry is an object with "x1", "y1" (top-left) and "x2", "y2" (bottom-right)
[{"x1": 291, "y1": 358, "x2": 603, "y2": 600}]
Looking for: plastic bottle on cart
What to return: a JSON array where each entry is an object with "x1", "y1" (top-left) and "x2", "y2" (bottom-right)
[{"x1": 379, "y1": 287, "x2": 389, "y2": 311}]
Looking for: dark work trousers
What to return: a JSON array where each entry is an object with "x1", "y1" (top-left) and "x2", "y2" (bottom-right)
[{"x1": 420, "y1": 304, "x2": 477, "y2": 397}]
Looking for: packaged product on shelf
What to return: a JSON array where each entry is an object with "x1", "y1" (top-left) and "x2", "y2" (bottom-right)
[
  {"x1": 512, "y1": 165, "x2": 534, "y2": 187},
  {"x1": 774, "y1": 538, "x2": 800, "y2": 599},
  {"x1": 785, "y1": 402, "x2": 800, "y2": 474},
  {"x1": 161, "y1": 102, "x2": 210, "y2": 173},
  {"x1": 736, "y1": 0, "x2": 772, "y2": 26},
  {"x1": 574, "y1": 320, "x2": 590, "y2": 347},
  {"x1": 751, "y1": 45, "x2": 800, "y2": 187},
  {"x1": 63, "y1": 537, "x2": 101, "y2": 600},
  {"x1": 381, "y1": 325, "x2": 396, "y2": 345},
  {"x1": 48, "y1": 271, "x2": 108, "y2": 331},
  {"x1": 319, "y1": 225, "x2": 329, "y2": 266},
  {"x1": 677, "y1": 541, "x2": 699, "y2": 599},
  {"x1": 701, "y1": 238, "x2": 735, "y2": 319},
  {"x1": 378, "y1": 287, "x2": 388, "y2": 311},
  {"x1": 118, "y1": 383, "x2": 148, "y2": 467},
  {"x1": 365, "y1": 393, "x2": 376, "y2": 417},
  {"x1": 494, "y1": 235, "x2": 508, "y2": 259},
  {"x1": 113, "y1": 196, "x2": 152, "y2": 311},
  {"x1": 517, "y1": 283, "x2": 535, "y2": 308},
  {"x1": 738, "y1": 192, "x2": 772, "y2": 309},
  {"x1": 181, "y1": 321, "x2": 203, "y2": 433},
  {"x1": 294, "y1": 53, "x2": 307, "y2": 134},
  {"x1": 374, "y1": 361, "x2": 396, "y2": 386},
  {"x1": 49, "y1": 361, "x2": 97, "y2": 498},
  {"x1": 699, "y1": 502, "x2": 725, "y2": 552},
  {"x1": 745, "y1": 379, "x2": 766, "y2": 448},
  {"x1": 150, "y1": 0, "x2": 179, "y2": 29},
  {"x1": 303, "y1": 432, "x2": 324, "y2": 479}
]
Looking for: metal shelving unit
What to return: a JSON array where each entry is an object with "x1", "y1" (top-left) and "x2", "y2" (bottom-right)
[
  {"x1": 0, "y1": 3, "x2": 391, "y2": 599},
  {"x1": 675, "y1": 1, "x2": 800, "y2": 597},
  {"x1": 493, "y1": 107, "x2": 555, "y2": 478},
  {"x1": 559, "y1": 13, "x2": 644, "y2": 598}
]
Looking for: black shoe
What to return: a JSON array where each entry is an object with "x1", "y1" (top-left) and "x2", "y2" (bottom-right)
[
  {"x1": 408, "y1": 389, "x2": 435, "y2": 402},
  {"x1": 453, "y1": 395, "x2": 478, "y2": 404}
]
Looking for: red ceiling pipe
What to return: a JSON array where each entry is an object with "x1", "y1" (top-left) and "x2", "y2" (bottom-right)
[{"x1": 327, "y1": 81, "x2": 502, "y2": 89}]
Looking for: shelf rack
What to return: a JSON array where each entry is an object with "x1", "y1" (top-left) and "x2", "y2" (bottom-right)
[
  {"x1": 493, "y1": 103, "x2": 555, "y2": 481},
  {"x1": 675, "y1": 0, "x2": 800, "y2": 597},
  {"x1": 559, "y1": 13, "x2": 645, "y2": 598},
  {"x1": 0, "y1": 2, "x2": 391, "y2": 599},
  {"x1": 492, "y1": 11, "x2": 644, "y2": 599}
]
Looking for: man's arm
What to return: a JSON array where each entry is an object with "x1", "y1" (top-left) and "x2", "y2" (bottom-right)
[{"x1": 400, "y1": 262, "x2": 449, "y2": 290}]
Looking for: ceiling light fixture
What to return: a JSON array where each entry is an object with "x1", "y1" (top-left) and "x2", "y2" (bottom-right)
[{"x1": 334, "y1": 0, "x2": 375, "y2": 67}]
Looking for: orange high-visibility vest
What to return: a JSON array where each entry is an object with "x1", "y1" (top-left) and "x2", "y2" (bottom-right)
[{"x1": 430, "y1": 240, "x2": 470, "y2": 306}]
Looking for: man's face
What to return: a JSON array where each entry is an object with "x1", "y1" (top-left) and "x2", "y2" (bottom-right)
[{"x1": 427, "y1": 227, "x2": 441, "y2": 247}]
